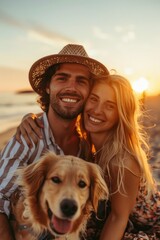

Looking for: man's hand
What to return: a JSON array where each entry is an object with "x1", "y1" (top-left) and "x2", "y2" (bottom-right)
[{"x1": 15, "y1": 113, "x2": 43, "y2": 148}]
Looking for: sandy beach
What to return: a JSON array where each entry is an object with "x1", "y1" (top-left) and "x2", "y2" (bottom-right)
[{"x1": 0, "y1": 95, "x2": 160, "y2": 187}]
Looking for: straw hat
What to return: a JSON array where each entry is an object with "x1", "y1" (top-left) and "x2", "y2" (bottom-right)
[{"x1": 29, "y1": 44, "x2": 109, "y2": 94}]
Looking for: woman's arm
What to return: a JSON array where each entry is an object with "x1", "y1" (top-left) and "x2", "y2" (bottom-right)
[
  {"x1": 15, "y1": 113, "x2": 43, "y2": 147},
  {"x1": 100, "y1": 166, "x2": 140, "y2": 240}
]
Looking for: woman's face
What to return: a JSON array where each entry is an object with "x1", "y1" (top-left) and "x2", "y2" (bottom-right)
[{"x1": 84, "y1": 82, "x2": 119, "y2": 134}]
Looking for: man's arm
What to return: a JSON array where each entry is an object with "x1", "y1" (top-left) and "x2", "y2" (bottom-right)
[
  {"x1": 0, "y1": 135, "x2": 36, "y2": 239},
  {"x1": 0, "y1": 213, "x2": 14, "y2": 240}
]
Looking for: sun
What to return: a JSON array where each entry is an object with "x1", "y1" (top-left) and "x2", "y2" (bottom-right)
[{"x1": 132, "y1": 77, "x2": 149, "y2": 93}]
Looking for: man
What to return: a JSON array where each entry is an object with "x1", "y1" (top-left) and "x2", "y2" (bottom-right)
[{"x1": 0, "y1": 44, "x2": 109, "y2": 240}]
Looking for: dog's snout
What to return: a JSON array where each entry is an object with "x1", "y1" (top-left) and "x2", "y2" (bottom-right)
[{"x1": 60, "y1": 199, "x2": 78, "y2": 217}]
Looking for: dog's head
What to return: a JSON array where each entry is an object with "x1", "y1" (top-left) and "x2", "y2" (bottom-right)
[{"x1": 17, "y1": 152, "x2": 108, "y2": 237}]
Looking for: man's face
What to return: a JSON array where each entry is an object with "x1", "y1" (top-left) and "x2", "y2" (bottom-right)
[{"x1": 46, "y1": 63, "x2": 92, "y2": 119}]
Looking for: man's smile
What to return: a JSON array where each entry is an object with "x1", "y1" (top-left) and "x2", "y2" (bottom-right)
[{"x1": 62, "y1": 98, "x2": 78, "y2": 103}]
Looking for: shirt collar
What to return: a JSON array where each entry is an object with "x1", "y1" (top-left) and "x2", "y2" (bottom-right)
[{"x1": 42, "y1": 112, "x2": 83, "y2": 157}]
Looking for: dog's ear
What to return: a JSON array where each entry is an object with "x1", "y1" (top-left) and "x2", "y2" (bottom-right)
[
  {"x1": 17, "y1": 152, "x2": 58, "y2": 196},
  {"x1": 89, "y1": 163, "x2": 109, "y2": 214}
]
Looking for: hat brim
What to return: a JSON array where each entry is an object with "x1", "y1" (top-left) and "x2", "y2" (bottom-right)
[{"x1": 29, "y1": 54, "x2": 109, "y2": 94}]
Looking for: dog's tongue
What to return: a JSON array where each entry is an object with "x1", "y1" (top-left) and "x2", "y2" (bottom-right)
[{"x1": 52, "y1": 215, "x2": 72, "y2": 234}]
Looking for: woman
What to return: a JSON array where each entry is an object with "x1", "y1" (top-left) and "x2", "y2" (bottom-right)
[{"x1": 15, "y1": 74, "x2": 160, "y2": 239}]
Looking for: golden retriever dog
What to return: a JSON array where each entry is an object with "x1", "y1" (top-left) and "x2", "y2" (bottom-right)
[{"x1": 11, "y1": 152, "x2": 108, "y2": 240}]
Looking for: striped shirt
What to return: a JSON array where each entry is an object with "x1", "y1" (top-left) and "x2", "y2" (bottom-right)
[{"x1": 0, "y1": 113, "x2": 88, "y2": 216}]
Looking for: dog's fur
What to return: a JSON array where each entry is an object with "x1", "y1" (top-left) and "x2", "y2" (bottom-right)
[{"x1": 11, "y1": 152, "x2": 108, "y2": 240}]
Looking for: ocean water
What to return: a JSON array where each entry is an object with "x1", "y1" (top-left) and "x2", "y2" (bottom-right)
[{"x1": 0, "y1": 92, "x2": 41, "y2": 133}]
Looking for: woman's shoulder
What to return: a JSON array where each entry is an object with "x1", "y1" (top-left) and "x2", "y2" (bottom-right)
[
  {"x1": 110, "y1": 155, "x2": 141, "y2": 178},
  {"x1": 123, "y1": 156, "x2": 141, "y2": 177}
]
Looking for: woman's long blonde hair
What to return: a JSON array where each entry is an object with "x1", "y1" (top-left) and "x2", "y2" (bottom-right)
[{"x1": 80, "y1": 74, "x2": 154, "y2": 194}]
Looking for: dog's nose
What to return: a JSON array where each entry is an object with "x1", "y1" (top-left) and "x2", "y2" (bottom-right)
[{"x1": 60, "y1": 199, "x2": 78, "y2": 217}]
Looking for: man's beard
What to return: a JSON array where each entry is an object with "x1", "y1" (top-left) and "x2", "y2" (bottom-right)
[{"x1": 50, "y1": 96, "x2": 84, "y2": 120}]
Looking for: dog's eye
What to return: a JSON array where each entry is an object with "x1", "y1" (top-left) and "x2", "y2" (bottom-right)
[
  {"x1": 78, "y1": 180, "x2": 87, "y2": 188},
  {"x1": 51, "y1": 176, "x2": 61, "y2": 184}
]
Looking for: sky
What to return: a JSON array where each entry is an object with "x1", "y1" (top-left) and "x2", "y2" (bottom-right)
[{"x1": 0, "y1": 0, "x2": 160, "y2": 95}]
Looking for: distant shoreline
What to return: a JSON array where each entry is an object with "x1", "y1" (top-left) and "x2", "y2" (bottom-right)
[{"x1": 16, "y1": 89, "x2": 34, "y2": 94}]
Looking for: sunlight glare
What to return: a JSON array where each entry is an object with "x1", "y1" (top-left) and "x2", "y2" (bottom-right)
[{"x1": 132, "y1": 77, "x2": 149, "y2": 93}]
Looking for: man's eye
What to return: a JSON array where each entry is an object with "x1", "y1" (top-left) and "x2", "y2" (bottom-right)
[
  {"x1": 78, "y1": 180, "x2": 87, "y2": 188},
  {"x1": 78, "y1": 79, "x2": 89, "y2": 85},
  {"x1": 57, "y1": 77, "x2": 66, "y2": 81},
  {"x1": 51, "y1": 176, "x2": 61, "y2": 184}
]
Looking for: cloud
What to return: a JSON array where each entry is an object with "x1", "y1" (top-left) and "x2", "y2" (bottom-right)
[
  {"x1": 92, "y1": 26, "x2": 111, "y2": 40},
  {"x1": 122, "y1": 31, "x2": 136, "y2": 42},
  {"x1": 0, "y1": 10, "x2": 75, "y2": 45},
  {"x1": 92, "y1": 25, "x2": 135, "y2": 43},
  {"x1": 0, "y1": 10, "x2": 27, "y2": 29},
  {"x1": 115, "y1": 25, "x2": 136, "y2": 42},
  {"x1": 115, "y1": 26, "x2": 123, "y2": 33}
]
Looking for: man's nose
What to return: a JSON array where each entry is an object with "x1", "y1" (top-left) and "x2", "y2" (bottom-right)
[{"x1": 65, "y1": 79, "x2": 77, "y2": 90}]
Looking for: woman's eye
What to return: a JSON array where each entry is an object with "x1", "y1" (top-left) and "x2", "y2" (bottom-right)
[
  {"x1": 107, "y1": 104, "x2": 115, "y2": 109},
  {"x1": 78, "y1": 180, "x2": 87, "y2": 188},
  {"x1": 51, "y1": 176, "x2": 61, "y2": 184},
  {"x1": 108, "y1": 105, "x2": 113, "y2": 109},
  {"x1": 89, "y1": 97, "x2": 97, "y2": 102}
]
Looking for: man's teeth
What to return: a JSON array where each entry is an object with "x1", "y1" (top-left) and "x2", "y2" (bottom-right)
[
  {"x1": 62, "y1": 98, "x2": 77, "y2": 103},
  {"x1": 90, "y1": 116, "x2": 102, "y2": 123}
]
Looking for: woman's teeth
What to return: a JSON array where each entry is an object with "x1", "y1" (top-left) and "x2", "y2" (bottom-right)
[{"x1": 90, "y1": 116, "x2": 102, "y2": 123}]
